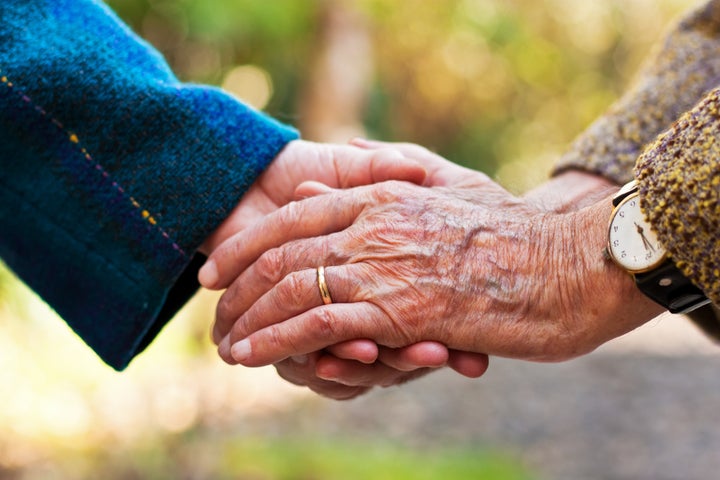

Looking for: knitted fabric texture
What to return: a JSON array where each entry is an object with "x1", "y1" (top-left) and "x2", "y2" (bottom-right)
[
  {"x1": 635, "y1": 88, "x2": 720, "y2": 305},
  {"x1": 554, "y1": 0, "x2": 720, "y2": 307},
  {"x1": 0, "y1": 0, "x2": 298, "y2": 369}
]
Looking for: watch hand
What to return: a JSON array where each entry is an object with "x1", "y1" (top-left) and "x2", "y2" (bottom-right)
[{"x1": 634, "y1": 222, "x2": 656, "y2": 252}]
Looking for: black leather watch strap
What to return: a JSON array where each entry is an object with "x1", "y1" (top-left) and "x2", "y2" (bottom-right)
[{"x1": 635, "y1": 260, "x2": 710, "y2": 314}]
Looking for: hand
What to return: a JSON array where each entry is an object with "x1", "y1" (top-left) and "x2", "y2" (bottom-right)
[
  {"x1": 272, "y1": 140, "x2": 493, "y2": 395},
  {"x1": 200, "y1": 139, "x2": 423, "y2": 353},
  {"x1": 199, "y1": 139, "x2": 487, "y2": 399},
  {"x1": 291, "y1": 145, "x2": 612, "y2": 392},
  {"x1": 199, "y1": 139, "x2": 427, "y2": 255},
  {"x1": 202, "y1": 143, "x2": 663, "y2": 367},
  {"x1": 270, "y1": 341, "x2": 481, "y2": 400}
]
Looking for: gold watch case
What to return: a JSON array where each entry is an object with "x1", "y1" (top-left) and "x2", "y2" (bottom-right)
[{"x1": 607, "y1": 189, "x2": 668, "y2": 274}]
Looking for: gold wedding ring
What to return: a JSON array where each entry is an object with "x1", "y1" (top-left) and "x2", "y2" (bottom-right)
[{"x1": 317, "y1": 266, "x2": 333, "y2": 305}]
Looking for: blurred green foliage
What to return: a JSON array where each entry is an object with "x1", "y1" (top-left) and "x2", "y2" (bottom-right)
[
  {"x1": 107, "y1": 0, "x2": 689, "y2": 191},
  {"x1": 2, "y1": 435, "x2": 531, "y2": 479}
]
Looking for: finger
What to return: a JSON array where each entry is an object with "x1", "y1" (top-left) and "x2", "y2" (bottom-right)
[
  {"x1": 228, "y1": 302, "x2": 393, "y2": 367},
  {"x1": 211, "y1": 215, "x2": 372, "y2": 342},
  {"x1": 325, "y1": 339, "x2": 379, "y2": 364},
  {"x1": 258, "y1": 140, "x2": 425, "y2": 197},
  {"x1": 199, "y1": 187, "x2": 370, "y2": 290},
  {"x1": 350, "y1": 138, "x2": 495, "y2": 189},
  {"x1": 447, "y1": 350, "x2": 490, "y2": 378},
  {"x1": 350, "y1": 138, "x2": 439, "y2": 163},
  {"x1": 199, "y1": 144, "x2": 424, "y2": 289},
  {"x1": 273, "y1": 351, "x2": 322, "y2": 386},
  {"x1": 218, "y1": 262, "x2": 382, "y2": 361},
  {"x1": 335, "y1": 146, "x2": 427, "y2": 186},
  {"x1": 350, "y1": 138, "x2": 468, "y2": 184},
  {"x1": 212, "y1": 244, "x2": 344, "y2": 344},
  {"x1": 315, "y1": 354, "x2": 434, "y2": 388},
  {"x1": 375, "y1": 342, "x2": 450, "y2": 371},
  {"x1": 214, "y1": 267, "x2": 319, "y2": 350},
  {"x1": 274, "y1": 356, "x2": 370, "y2": 401}
]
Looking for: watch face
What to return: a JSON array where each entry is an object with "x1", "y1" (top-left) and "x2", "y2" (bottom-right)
[{"x1": 607, "y1": 192, "x2": 667, "y2": 273}]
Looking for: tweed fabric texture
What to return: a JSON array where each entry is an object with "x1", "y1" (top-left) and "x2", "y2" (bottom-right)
[
  {"x1": 555, "y1": 0, "x2": 720, "y2": 184},
  {"x1": 0, "y1": 0, "x2": 298, "y2": 369},
  {"x1": 635, "y1": 88, "x2": 720, "y2": 306},
  {"x1": 555, "y1": 0, "x2": 720, "y2": 308}
]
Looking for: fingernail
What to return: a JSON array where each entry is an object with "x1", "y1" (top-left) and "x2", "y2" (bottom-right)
[
  {"x1": 218, "y1": 335, "x2": 231, "y2": 359},
  {"x1": 198, "y1": 259, "x2": 218, "y2": 288},
  {"x1": 290, "y1": 354, "x2": 308, "y2": 365},
  {"x1": 231, "y1": 339, "x2": 252, "y2": 362}
]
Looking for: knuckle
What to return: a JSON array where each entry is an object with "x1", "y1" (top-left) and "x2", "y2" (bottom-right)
[
  {"x1": 278, "y1": 200, "x2": 302, "y2": 227},
  {"x1": 361, "y1": 184, "x2": 397, "y2": 209},
  {"x1": 324, "y1": 238, "x2": 348, "y2": 266},
  {"x1": 264, "y1": 323, "x2": 287, "y2": 353},
  {"x1": 311, "y1": 307, "x2": 340, "y2": 339},
  {"x1": 255, "y1": 248, "x2": 287, "y2": 285},
  {"x1": 277, "y1": 272, "x2": 305, "y2": 304}
]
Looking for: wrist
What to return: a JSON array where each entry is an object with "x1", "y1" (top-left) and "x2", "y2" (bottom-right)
[
  {"x1": 524, "y1": 170, "x2": 618, "y2": 213},
  {"x1": 520, "y1": 199, "x2": 664, "y2": 362},
  {"x1": 561, "y1": 199, "x2": 665, "y2": 353}
]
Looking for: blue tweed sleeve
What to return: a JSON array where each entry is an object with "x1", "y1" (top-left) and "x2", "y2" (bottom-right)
[{"x1": 0, "y1": 0, "x2": 299, "y2": 369}]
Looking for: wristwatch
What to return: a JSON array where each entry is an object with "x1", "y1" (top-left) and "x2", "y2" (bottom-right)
[{"x1": 606, "y1": 180, "x2": 710, "y2": 314}]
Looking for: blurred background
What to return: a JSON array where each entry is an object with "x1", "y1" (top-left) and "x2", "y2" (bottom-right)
[{"x1": 2, "y1": 0, "x2": 719, "y2": 478}]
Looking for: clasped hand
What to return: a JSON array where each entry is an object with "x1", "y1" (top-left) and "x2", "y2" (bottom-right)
[
  {"x1": 200, "y1": 139, "x2": 660, "y2": 400},
  {"x1": 199, "y1": 139, "x2": 490, "y2": 399}
]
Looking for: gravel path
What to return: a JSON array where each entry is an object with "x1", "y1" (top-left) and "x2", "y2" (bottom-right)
[{"x1": 237, "y1": 318, "x2": 720, "y2": 480}]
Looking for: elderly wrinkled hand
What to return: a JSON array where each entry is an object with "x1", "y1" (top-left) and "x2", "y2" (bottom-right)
[
  {"x1": 201, "y1": 141, "x2": 661, "y2": 372},
  {"x1": 198, "y1": 139, "x2": 488, "y2": 399}
]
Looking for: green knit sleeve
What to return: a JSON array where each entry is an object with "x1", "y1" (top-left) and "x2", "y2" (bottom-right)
[
  {"x1": 634, "y1": 88, "x2": 720, "y2": 306},
  {"x1": 554, "y1": 0, "x2": 720, "y2": 184}
]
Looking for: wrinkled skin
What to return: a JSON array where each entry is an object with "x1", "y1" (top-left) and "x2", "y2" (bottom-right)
[
  {"x1": 200, "y1": 139, "x2": 489, "y2": 399},
  {"x1": 202, "y1": 141, "x2": 663, "y2": 377}
]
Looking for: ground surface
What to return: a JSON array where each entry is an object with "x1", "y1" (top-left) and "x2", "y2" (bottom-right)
[{"x1": 237, "y1": 314, "x2": 720, "y2": 480}]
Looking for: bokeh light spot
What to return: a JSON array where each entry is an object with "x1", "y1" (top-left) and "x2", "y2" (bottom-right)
[{"x1": 222, "y1": 65, "x2": 274, "y2": 110}]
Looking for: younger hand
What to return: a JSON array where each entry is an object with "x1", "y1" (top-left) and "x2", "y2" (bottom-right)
[{"x1": 199, "y1": 139, "x2": 427, "y2": 255}]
